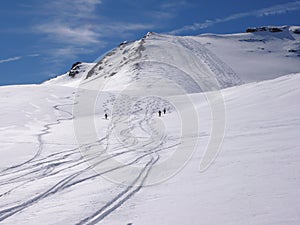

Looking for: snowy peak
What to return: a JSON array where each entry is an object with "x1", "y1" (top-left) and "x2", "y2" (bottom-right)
[
  {"x1": 86, "y1": 37, "x2": 146, "y2": 80},
  {"x1": 83, "y1": 32, "x2": 243, "y2": 93},
  {"x1": 46, "y1": 26, "x2": 300, "y2": 91}
]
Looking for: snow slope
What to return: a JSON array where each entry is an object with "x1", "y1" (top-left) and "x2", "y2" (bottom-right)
[
  {"x1": 104, "y1": 73, "x2": 300, "y2": 225},
  {"x1": 0, "y1": 27, "x2": 300, "y2": 225},
  {"x1": 194, "y1": 26, "x2": 300, "y2": 83}
]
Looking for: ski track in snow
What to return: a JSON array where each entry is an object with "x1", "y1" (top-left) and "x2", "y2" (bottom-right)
[
  {"x1": 0, "y1": 36, "x2": 230, "y2": 224},
  {"x1": 176, "y1": 37, "x2": 243, "y2": 87},
  {"x1": 1, "y1": 28, "x2": 300, "y2": 225},
  {"x1": 0, "y1": 90, "x2": 178, "y2": 224}
]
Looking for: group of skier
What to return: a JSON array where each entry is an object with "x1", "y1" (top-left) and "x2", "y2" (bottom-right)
[
  {"x1": 104, "y1": 108, "x2": 167, "y2": 120},
  {"x1": 158, "y1": 108, "x2": 167, "y2": 117}
]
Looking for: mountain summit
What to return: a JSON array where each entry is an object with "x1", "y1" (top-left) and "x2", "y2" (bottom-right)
[{"x1": 46, "y1": 25, "x2": 300, "y2": 92}]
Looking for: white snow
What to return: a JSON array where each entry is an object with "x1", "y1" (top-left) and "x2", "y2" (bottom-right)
[
  {"x1": 0, "y1": 27, "x2": 300, "y2": 225},
  {"x1": 194, "y1": 26, "x2": 300, "y2": 83}
]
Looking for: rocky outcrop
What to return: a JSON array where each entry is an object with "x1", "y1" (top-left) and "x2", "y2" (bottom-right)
[
  {"x1": 68, "y1": 62, "x2": 82, "y2": 78},
  {"x1": 246, "y1": 26, "x2": 284, "y2": 33},
  {"x1": 291, "y1": 27, "x2": 300, "y2": 34}
]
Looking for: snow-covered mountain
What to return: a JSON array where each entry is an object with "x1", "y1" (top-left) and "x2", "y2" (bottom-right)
[
  {"x1": 46, "y1": 25, "x2": 300, "y2": 90},
  {"x1": 1, "y1": 26, "x2": 300, "y2": 225}
]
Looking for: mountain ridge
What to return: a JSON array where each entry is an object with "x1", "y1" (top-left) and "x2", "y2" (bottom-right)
[{"x1": 45, "y1": 25, "x2": 300, "y2": 93}]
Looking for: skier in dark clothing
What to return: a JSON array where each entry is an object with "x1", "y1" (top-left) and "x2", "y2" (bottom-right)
[
  {"x1": 158, "y1": 110, "x2": 162, "y2": 117},
  {"x1": 105, "y1": 113, "x2": 108, "y2": 120},
  {"x1": 163, "y1": 108, "x2": 166, "y2": 114}
]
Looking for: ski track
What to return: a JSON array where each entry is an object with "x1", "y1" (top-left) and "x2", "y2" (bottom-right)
[
  {"x1": 0, "y1": 36, "x2": 235, "y2": 224},
  {"x1": 176, "y1": 37, "x2": 243, "y2": 87},
  {"x1": 0, "y1": 90, "x2": 177, "y2": 224}
]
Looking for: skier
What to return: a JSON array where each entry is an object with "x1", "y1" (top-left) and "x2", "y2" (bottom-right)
[
  {"x1": 158, "y1": 110, "x2": 162, "y2": 117},
  {"x1": 163, "y1": 108, "x2": 166, "y2": 114},
  {"x1": 105, "y1": 113, "x2": 108, "y2": 120}
]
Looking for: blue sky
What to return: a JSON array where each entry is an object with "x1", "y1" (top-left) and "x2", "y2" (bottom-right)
[{"x1": 0, "y1": 0, "x2": 299, "y2": 85}]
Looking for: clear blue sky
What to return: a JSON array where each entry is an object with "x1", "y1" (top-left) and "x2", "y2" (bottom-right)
[{"x1": 0, "y1": 0, "x2": 299, "y2": 85}]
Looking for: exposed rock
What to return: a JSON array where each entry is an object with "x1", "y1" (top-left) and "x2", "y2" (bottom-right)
[
  {"x1": 239, "y1": 38, "x2": 266, "y2": 43},
  {"x1": 291, "y1": 28, "x2": 300, "y2": 34},
  {"x1": 71, "y1": 62, "x2": 82, "y2": 70},
  {"x1": 246, "y1": 26, "x2": 284, "y2": 33},
  {"x1": 68, "y1": 62, "x2": 82, "y2": 78},
  {"x1": 143, "y1": 32, "x2": 155, "y2": 39},
  {"x1": 269, "y1": 27, "x2": 283, "y2": 32},
  {"x1": 119, "y1": 41, "x2": 128, "y2": 47},
  {"x1": 288, "y1": 49, "x2": 297, "y2": 53}
]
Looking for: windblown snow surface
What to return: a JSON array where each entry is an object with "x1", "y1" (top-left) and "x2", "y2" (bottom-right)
[{"x1": 0, "y1": 26, "x2": 300, "y2": 225}]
